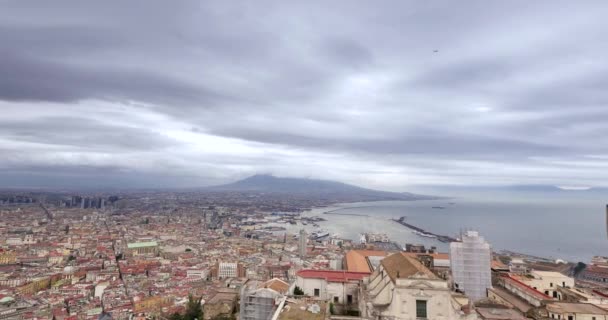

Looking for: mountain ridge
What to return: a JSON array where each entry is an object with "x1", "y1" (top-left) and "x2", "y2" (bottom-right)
[{"x1": 208, "y1": 174, "x2": 438, "y2": 200}]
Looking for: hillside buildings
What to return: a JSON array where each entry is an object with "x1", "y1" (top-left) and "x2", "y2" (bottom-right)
[{"x1": 450, "y1": 230, "x2": 492, "y2": 302}]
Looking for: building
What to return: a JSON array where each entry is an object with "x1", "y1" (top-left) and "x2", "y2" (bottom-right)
[
  {"x1": 240, "y1": 282, "x2": 285, "y2": 320},
  {"x1": 299, "y1": 229, "x2": 307, "y2": 258},
  {"x1": 475, "y1": 307, "x2": 527, "y2": 320},
  {"x1": 186, "y1": 268, "x2": 209, "y2": 279},
  {"x1": 0, "y1": 249, "x2": 16, "y2": 265},
  {"x1": 212, "y1": 262, "x2": 246, "y2": 279},
  {"x1": 546, "y1": 302, "x2": 608, "y2": 320},
  {"x1": 295, "y1": 269, "x2": 368, "y2": 304},
  {"x1": 527, "y1": 270, "x2": 574, "y2": 299},
  {"x1": 450, "y1": 230, "x2": 492, "y2": 302},
  {"x1": 126, "y1": 241, "x2": 158, "y2": 256},
  {"x1": 203, "y1": 289, "x2": 238, "y2": 320},
  {"x1": 500, "y1": 275, "x2": 551, "y2": 307},
  {"x1": 359, "y1": 252, "x2": 477, "y2": 319}
]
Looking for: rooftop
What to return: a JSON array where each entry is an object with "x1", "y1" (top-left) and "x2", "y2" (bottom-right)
[
  {"x1": 297, "y1": 270, "x2": 369, "y2": 282},
  {"x1": 476, "y1": 307, "x2": 527, "y2": 320},
  {"x1": 546, "y1": 302, "x2": 608, "y2": 315},
  {"x1": 380, "y1": 252, "x2": 438, "y2": 281},
  {"x1": 344, "y1": 250, "x2": 388, "y2": 273}
]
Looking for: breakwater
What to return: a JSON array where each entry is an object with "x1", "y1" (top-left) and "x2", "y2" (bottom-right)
[{"x1": 392, "y1": 216, "x2": 457, "y2": 243}]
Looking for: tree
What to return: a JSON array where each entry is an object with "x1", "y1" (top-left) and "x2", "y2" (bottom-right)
[
  {"x1": 573, "y1": 262, "x2": 587, "y2": 276},
  {"x1": 184, "y1": 295, "x2": 203, "y2": 320},
  {"x1": 293, "y1": 286, "x2": 304, "y2": 296},
  {"x1": 169, "y1": 312, "x2": 183, "y2": 320},
  {"x1": 185, "y1": 248, "x2": 192, "y2": 252}
]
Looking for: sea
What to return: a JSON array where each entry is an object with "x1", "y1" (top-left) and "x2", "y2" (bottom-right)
[{"x1": 273, "y1": 190, "x2": 608, "y2": 263}]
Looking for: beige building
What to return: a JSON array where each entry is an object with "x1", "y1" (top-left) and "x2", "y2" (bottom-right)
[
  {"x1": 126, "y1": 241, "x2": 158, "y2": 256},
  {"x1": 360, "y1": 252, "x2": 478, "y2": 320},
  {"x1": 527, "y1": 271, "x2": 575, "y2": 300},
  {"x1": 546, "y1": 302, "x2": 608, "y2": 320}
]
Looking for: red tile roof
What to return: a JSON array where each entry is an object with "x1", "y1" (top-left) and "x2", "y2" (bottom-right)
[{"x1": 296, "y1": 269, "x2": 369, "y2": 282}]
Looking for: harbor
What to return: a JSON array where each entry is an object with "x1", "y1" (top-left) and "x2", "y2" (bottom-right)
[{"x1": 391, "y1": 216, "x2": 457, "y2": 243}]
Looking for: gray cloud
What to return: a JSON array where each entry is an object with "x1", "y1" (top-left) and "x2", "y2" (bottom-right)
[{"x1": 1, "y1": 0, "x2": 608, "y2": 189}]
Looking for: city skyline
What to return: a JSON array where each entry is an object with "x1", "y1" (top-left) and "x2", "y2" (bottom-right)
[{"x1": 2, "y1": 1, "x2": 608, "y2": 190}]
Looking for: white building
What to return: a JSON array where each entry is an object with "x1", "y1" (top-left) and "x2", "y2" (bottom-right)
[
  {"x1": 187, "y1": 268, "x2": 209, "y2": 279},
  {"x1": 528, "y1": 270, "x2": 574, "y2": 299},
  {"x1": 360, "y1": 252, "x2": 478, "y2": 320},
  {"x1": 218, "y1": 262, "x2": 238, "y2": 279},
  {"x1": 295, "y1": 269, "x2": 368, "y2": 304},
  {"x1": 450, "y1": 231, "x2": 492, "y2": 302}
]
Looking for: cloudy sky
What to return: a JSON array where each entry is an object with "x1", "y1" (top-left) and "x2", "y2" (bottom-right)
[{"x1": 1, "y1": 1, "x2": 607, "y2": 190}]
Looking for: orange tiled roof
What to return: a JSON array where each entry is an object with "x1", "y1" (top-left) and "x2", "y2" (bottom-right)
[
  {"x1": 344, "y1": 250, "x2": 388, "y2": 273},
  {"x1": 380, "y1": 253, "x2": 438, "y2": 281}
]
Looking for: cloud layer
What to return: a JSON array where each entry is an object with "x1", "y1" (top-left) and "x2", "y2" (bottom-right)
[{"x1": 1, "y1": 0, "x2": 608, "y2": 190}]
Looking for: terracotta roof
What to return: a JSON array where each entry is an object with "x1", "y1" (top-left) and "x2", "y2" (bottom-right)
[
  {"x1": 491, "y1": 259, "x2": 508, "y2": 270},
  {"x1": 263, "y1": 278, "x2": 289, "y2": 294},
  {"x1": 296, "y1": 269, "x2": 369, "y2": 282},
  {"x1": 344, "y1": 250, "x2": 388, "y2": 273},
  {"x1": 380, "y1": 252, "x2": 438, "y2": 281}
]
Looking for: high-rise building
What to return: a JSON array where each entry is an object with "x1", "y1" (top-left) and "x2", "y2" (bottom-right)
[
  {"x1": 299, "y1": 229, "x2": 307, "y2": 258},
  {"x1": 449, "y1": 230, "x2": 492, "y2": 302}
]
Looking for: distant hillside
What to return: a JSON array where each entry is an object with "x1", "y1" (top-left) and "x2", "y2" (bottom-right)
[{"x1": 208, "y1": 174, "x2": 437, "y2": 201}]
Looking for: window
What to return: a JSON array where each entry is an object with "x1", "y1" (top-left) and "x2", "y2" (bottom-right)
[
  {"x1": 568, "y1": 316, "x2": 573, "y2": 320},
  {"x1": 550, "y1": 282, "x2": 553, "y2": 287},
  {"x1": 416, "y1": 300, "x2": 427, "y2": 319},
  {"x1": 334, "y1": 296, "x2": 339, "y2": 303},
  {"x1": 314, "y1": 288, "x2": 320, "y2": 297},
  {"x1": 347, "y1": 294, "x2": 353, "y2": 304}
]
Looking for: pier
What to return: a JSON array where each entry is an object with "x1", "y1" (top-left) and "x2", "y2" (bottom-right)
[{"x1": 391, "y1": 216, "x2": 457, "y2": 243}]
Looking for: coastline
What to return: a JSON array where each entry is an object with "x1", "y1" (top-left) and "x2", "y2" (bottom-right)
[{"x1": 301, "y1": 199, "x2": 595, "y2": 263}]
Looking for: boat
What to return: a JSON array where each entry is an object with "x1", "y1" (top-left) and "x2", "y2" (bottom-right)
[{"x1": 432, "y1": 206, "x2": 445, "y2": 209}]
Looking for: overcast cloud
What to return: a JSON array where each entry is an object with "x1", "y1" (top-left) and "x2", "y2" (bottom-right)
[{"x1": 1, "y1": 0, "x2": 608, "y2": 190}]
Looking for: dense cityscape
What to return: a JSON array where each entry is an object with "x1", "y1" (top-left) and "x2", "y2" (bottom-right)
[
  {"x1": 3, "y1": 1, "x2": 608, "y2": 320},
  {"x1": 1, "y1": 181, "x2": 607, "y2": 320}
]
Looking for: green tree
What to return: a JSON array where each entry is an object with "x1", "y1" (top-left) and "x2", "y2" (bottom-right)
[
  {"x1": 169, "y1": 312, "x2": 183, "y2": 320},
  {"x1": 184, "y1": 295, "x2": 203, "y2": 320},
  {"x1": 293, "y1": 286, "x2": 304, "y2": 296},
  {"x1": 573, "y1": 262, "x2": 587, "y2": 276}
]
